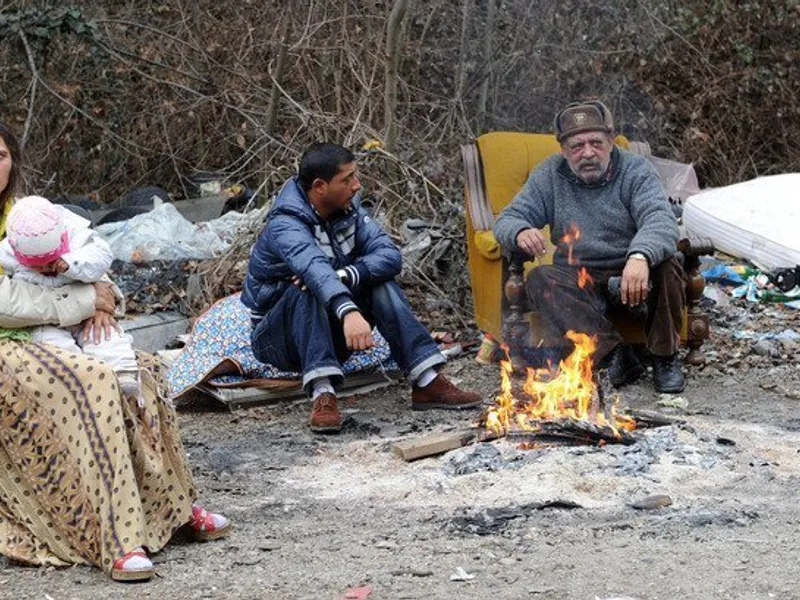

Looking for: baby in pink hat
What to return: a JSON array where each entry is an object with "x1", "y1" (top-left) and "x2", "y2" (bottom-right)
[{"x1": 0, "y1": 196, "x2": 141, "y2": 400}]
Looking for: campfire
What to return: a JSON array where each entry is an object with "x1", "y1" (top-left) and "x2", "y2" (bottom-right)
[{"x1": 484, "y1": 330, "x2": 638, "y2": 446}]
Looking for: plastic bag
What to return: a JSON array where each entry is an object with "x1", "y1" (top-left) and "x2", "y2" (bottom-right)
[
  {"x1": 649, "y1": 156, "x2": 699, "y2": 204},
  {"x1": 96, "y1": 202, "x2": 237, "y2": 262}
]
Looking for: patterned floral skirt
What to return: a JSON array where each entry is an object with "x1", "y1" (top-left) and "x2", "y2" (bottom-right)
[{"x1": 0, "y1": 340, "x2": 197, "y2": 575}]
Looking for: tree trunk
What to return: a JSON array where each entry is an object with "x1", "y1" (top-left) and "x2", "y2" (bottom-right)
[
  {"x1": 477, "y1": 0, "x2": 496, "y2": 132},
  {"x1": 454, "y1": 0, "x2": 472, "y2": 101},
  {"x1": 384, "y1": 0, "x2": 410, "y2": 152},
  {"x1": 265, "y1": 13, "x2": 293, "y2": 135}
]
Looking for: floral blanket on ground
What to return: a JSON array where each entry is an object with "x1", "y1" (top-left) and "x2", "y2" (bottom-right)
[{"x1": 166, "y1": 293, "x2": 398, "y2": 398}]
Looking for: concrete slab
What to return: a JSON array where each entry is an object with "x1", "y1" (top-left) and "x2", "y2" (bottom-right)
[{"x1": 121, "y1": 311, "x2": 191, "y2": 353}]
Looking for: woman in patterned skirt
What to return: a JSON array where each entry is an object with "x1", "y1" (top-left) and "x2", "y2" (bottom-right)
[{"x1": 0, "y1": 123, "x2": 231, "y2": 581}]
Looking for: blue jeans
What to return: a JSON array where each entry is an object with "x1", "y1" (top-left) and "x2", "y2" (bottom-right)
[{"x1": 251, "y1": 280, "x2": 445, "y2": 391}]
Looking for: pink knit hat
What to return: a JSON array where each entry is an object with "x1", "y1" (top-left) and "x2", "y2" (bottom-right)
[{"x1": 7, "y1": 196, "x2": 70, "y2": 267}]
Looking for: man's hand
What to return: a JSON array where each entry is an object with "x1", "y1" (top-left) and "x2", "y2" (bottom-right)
[
  {"x1": 515, "y1": 228, "x2": 548, "y2": 257},
  {"x1": 291, "y1": 275, "x2": 308, "y2": 292},
  {"x1": 621, "y1": 257, "x2": 650, "y2": 306},
  {"x1": 93, "y1": 282, "x2": 117, "y2": 314},
  {"x1": 81, "y1": 310, "x2": 121, "y2": 345},
  {"x1": 342, "y1": 311, "x2": 374, "y2": 351}
]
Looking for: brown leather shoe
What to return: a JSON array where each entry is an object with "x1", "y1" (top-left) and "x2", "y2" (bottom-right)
[
  {"x1": 411, "y1": 375, "x2": 482, "y2": 410},
  {"x1": 309, "y1": 392, "x2": 342, "y2": 433}
]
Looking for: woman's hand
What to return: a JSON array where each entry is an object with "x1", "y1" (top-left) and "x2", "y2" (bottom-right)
[
  {"x1": 81, "y1": 310, "x2": 121, "y2": 345},
  {"x1": 93, "y1": 282, "x2": 117, "y2": 314}
]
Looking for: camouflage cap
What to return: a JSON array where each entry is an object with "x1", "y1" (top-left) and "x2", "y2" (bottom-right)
[{"x1": 554, "y1": 100, "x2": 614, "y2": 142}]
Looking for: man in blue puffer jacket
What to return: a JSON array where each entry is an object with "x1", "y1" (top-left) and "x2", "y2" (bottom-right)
[{"x1": 242, "y1": 143, "x2": 481, "y2": 432}]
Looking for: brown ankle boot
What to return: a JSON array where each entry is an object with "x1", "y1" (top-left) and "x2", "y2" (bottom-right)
[
  {"x1": 411, "y1": 375, "x2": 482, "y2": 411},
  {"x1": 309, "y1": 392, "x2": 342, "y2": 433}
]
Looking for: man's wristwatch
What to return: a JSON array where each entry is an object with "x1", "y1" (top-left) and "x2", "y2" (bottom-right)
[{"x1": 628, "y1": 252, "x2": 649, "y2": 264}]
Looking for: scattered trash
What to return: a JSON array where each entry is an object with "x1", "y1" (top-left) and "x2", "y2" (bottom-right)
[
  {"x1": 183, "y1": 171, "x2": 225, "y2": 198},
  {"x1": 630, "y1": 494, "x2": 673, "y2": 510},
  {"x1": 339, "y1": 586, "x2": 373, "y2": 600},
  {"x1": 476, "y1": 332, "x2": 499, "y2": 365},
  {"x1": 656, "y1": 395, "x2": 689, "y2": 410},
  {"x1": 440, "y1": 343, "x2": 464, "y2": 358},
  {"x1": 431, "y1": 331, "x2": 455, "y2": 344},
  {"x1": 702, "y1": 286, "x2": 730, "y2": 307},
  {"x1": 732, "y1": 276, "x2": 800, "y2": 307},
  {"x1": 734, "y1": 329, "x2": 800, "y2": 342},
  {"x1": 449, "y1": 566, "x2": 475, "y2": 582},
  {"x1": 701, "y1": 259, "x2": 800, "y2": 309},
  {"x1": 767, "y1": 265, "x2": 800, "y2": 292},
  {"x1": 97, "y1": 202, "x2": 246, "y2": 262},
  {"x1": 702, "y1": 263, "x2": 750, "y2": 286},
  {"x1": 649, "y1": 155, "x2": 700, "y2": 206},
  {"x1": 401, "y1": 218, "x2": 452, "y2": 275}
]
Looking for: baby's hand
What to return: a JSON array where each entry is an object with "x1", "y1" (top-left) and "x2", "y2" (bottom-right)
[{"x1": 52, "y1": 258, "x2": 69, "y2": 274}]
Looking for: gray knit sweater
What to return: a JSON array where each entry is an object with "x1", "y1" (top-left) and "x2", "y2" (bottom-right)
[{"x1": 493, "y1": 148, "x2": 678, "y2": 270}]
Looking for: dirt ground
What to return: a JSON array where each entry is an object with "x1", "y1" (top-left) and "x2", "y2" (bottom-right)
[{"x1": 4, "y1": 301, "x2": 800, "y2": 600}]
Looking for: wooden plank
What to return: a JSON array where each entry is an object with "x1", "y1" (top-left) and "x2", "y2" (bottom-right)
[
  {"x1": 391, "y1": 430, "x2": 476, "y2": 462},
  {"x1": 198, "y1": 371, "x2": 400, "y2": 411}
]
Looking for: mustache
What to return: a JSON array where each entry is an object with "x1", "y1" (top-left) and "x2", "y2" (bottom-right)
[{"x1": 577, "y1": 157, "x2": 602, "y2": 170}]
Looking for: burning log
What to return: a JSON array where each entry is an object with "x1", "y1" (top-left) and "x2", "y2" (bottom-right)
[
  {"x1": 483, "y1": 330, "x2": 641, "y2": 447},
  {"x1": 506, "y1": 418, "x2": 637, "y2": 446}
]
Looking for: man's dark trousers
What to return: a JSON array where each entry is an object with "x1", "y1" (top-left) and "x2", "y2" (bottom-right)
[
  {"x1": 525, "y1": 256, "x2": 687, "y2": 361},
  {"x1": 251, "y1": 280, "x2": 444, "y2": 390}
]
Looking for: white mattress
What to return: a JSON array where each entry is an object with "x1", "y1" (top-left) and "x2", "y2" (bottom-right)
[{"x1": 683, "y1": 174, "x2": 800, "y2": 271}]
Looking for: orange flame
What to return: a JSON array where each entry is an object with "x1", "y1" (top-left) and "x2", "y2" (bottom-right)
[
  {"x1": 485, "y1": 331, "x2": 635, "y2": 437},
  {"x1": 577, "y1": 267, "x2": 593, "y2": 289},
  {"x1": 561, "y1": 223, "x2": 581, "y2": 265}
]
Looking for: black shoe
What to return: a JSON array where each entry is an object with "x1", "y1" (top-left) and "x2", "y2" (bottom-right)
[
  {"x1": 603, "y1": 344, "x2": 646, "y2": 388},
  {"x1": 652, "y1": 354, "x2": 685, "y2": 393}
]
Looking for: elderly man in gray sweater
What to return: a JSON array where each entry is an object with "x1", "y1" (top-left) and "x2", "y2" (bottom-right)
[{"x1": 493, "y1": 100, "x2": 686, "y2": 393}]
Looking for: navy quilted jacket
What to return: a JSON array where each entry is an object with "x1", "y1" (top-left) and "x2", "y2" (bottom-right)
[{"x1": 241, "y1": 177, "x2": 401, "y2": 323}]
